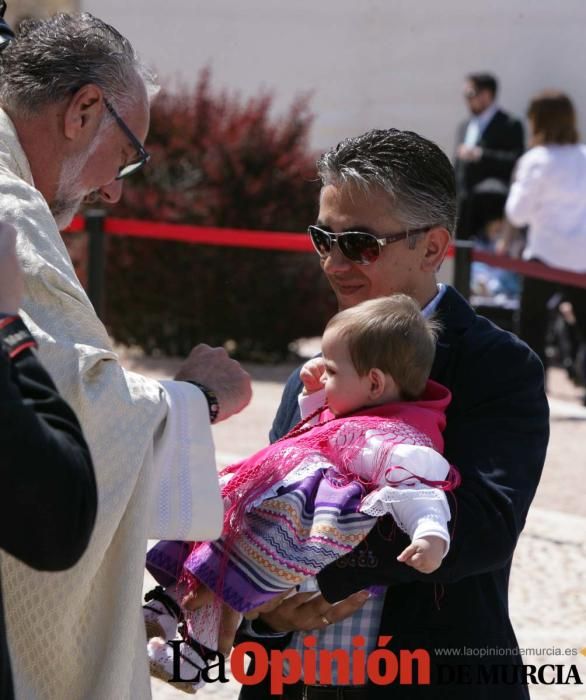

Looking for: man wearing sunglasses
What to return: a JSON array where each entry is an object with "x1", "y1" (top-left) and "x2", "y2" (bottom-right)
[
  {"x1": 238, "y1": 128, "x2": 548, "y2": 699},
  {"x1": 0, "y1": 12, "x2": 251, "y2": 700}
]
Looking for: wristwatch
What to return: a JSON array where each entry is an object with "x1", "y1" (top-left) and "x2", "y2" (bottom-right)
[
  {"x1": 183, "y1": 381, "x2": 220, "y2": 424},
  {"x1": 0, "y1": 315, "x2": 37, "y2": 358}
]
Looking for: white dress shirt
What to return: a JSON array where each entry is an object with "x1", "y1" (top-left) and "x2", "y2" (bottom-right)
[
  {"x1": 505, "y1": 144, "x2": 586, "y2": 272},
  {"x1": 464, "y1": 102, "x2": 499, "y2": 146}
]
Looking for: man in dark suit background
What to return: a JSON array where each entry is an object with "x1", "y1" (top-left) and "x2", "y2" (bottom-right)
[
  {"x1": 455, "y1": 73, "x2": 524, "y2": 239},
  {"x1": 237, "y1": 128, "x2": 548, "y2": 699}
]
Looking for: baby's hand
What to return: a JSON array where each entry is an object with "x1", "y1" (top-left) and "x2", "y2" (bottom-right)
[
  {"x1": 300, "y1": 357, "x2": 326, "y2": 394},
  {"x1": 396, "y1": 536, "x2": 445, "y2": 574}
]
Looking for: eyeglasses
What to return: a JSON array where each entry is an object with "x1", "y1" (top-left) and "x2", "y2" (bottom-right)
[
  {"x1": 463, "y1": 88, "x2": 479, "y2": 99},
  {"x1": 307, "y1": 225, "x2": 432, "y2": 265},
  {"x1": 103, "y1": 98, "x2": 150, "y2": 179}
]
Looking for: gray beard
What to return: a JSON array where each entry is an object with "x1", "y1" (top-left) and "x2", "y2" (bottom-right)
[
  {"x1": 50, "y1": 193, "x2": 86, "y2": 229},
  {"x1": 50, "y1": 137, "x2": 100, "y2": 229}
]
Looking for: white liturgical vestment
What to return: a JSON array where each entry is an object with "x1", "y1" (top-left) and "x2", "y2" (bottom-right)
[{"x1": 0, "y1": 108, "x2": 223, "y2": 699}]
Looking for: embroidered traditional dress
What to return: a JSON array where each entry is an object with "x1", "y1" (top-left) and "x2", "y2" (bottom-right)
[{"x1": 147, "y1": 381, "x2": 458, "y2": 650}]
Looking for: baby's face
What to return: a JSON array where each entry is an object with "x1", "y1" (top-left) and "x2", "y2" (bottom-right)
[{"x1": 321, "y1": 329, "x2": 372, "y2": 416}]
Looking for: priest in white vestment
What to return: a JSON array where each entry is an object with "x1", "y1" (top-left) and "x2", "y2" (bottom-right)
[{"x1": 0, "y1": 13, "x2": 251, "y2": 700}]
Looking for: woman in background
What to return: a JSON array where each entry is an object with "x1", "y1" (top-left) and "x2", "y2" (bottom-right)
[{"x1": 505, "y1": 90, "x2": 586, "y2": 399}]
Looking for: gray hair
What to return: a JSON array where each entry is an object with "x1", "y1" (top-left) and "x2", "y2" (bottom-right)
[
  {"x1": 317, "y1": 128, "x2": 457, "y2": 237},
  {"x1": 0, "y1": 12, "x2": 158, "y2": 116}
]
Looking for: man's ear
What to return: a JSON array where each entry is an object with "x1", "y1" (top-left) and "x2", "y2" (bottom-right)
[
  {"x1": 420, "y1": 226, "x2": 451, "y2": 272},
  {"x1": 62, "y1": 84, "x2": 104, "y2": 144},
  {"x1": 368, "y1": 368, "x2": 387, "y2": 400}
]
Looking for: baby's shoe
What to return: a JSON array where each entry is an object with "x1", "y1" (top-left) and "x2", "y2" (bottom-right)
[{"x1": 143, "y1": 585, "x2": 183, "y2": 641}]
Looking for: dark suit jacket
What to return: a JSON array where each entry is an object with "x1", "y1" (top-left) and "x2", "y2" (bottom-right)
[
  {"x1": 0, "y1": 342, "x2": 97, "y2": 700},
  {"x1": 263, "y1": 286, "x2": 549, "y2": 699},
  {"x1": 455, "y1": 109, "x2": 524, "y2": 238}
]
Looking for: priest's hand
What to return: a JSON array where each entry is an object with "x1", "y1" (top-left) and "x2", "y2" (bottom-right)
[
  {"x1": 0, "y1": 223, "x2": 23, "y2": 315},
  {"x1": 176, "y1": 344, "x2": 252, "y2": 422}
]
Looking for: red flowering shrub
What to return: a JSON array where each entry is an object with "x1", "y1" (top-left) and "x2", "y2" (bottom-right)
[{"x1": 103, "y1": 69, "x2": 334, "y2": 358}]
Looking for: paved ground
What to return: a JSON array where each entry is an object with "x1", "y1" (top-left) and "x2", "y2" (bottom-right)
[{"x1": 119, "y1": 348, "x2": 586, "y2": 700}]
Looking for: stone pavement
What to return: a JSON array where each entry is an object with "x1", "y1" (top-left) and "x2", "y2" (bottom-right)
[{"x1": 119, "y1": 348, "x2": 586, "y2": 700}]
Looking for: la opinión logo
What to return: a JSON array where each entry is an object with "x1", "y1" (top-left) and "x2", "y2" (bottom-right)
[
  {"x1": 166, "y1": 636, "x2": 584, "y2": 693},
  {"x1": 168, "y1": 634, "x2": 430, "y2": 694}
]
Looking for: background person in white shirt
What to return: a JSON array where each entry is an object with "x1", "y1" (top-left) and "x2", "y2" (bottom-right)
[{"x1": 505, "y1": 90, "x2": 586, "y2": 401}]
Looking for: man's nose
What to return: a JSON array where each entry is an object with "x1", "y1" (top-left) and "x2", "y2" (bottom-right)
[
  {"x1": 98, "y1": 179, "x2": 123, "y2": 204},
  {"x1": 323, "y1": 242, "x2": 353, "y2": 273}
]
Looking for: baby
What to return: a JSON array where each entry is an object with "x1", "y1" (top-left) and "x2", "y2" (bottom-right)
[{"x1": 145, "y1": 294, "x2": 459, "y2": 688}]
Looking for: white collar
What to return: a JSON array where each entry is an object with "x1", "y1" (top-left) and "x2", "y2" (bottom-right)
[
  {"x1": 471, "y1": 102, "x2": 499, "y2": 133},
  {"x1": 422, "y1": 283, "x2": 446, "y2": 318}
]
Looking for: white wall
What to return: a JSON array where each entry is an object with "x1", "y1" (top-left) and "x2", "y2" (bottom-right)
[
  {"x1": 81, "y1": 0, "x2": 586, "y2": 155},
  {"x1": 6, "y1": 0, "x2": 78, "y2": 21}
]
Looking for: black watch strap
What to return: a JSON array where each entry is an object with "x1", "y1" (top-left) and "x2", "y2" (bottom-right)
[
  {"x1": 183, "y1": 381, "x2": 220, "y2": 424},
  {"x1": 0, "y1": 315, "x2": 37, "y2": 358},
  {"x1": 250, "y1": 617, "x2": 280, "y2": 636}
]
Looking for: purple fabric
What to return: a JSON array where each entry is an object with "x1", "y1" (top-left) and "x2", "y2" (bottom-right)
[
  {"x1": 182, "y1": 467, "x2": 375, "y2": 613},
  {"x1": 146, "y1": 540, "x2": 192, "y2": 588}
]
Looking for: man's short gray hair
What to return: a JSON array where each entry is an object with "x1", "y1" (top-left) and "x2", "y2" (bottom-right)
[
  {"x1": 317, "y1": 128, "x2": 457, "y2": 236},
  {"x1": 0, "y1": 12, "x2": 158, "y2": 116}
]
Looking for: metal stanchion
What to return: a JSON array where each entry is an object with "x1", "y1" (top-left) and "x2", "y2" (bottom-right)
[
  {"x1": 86, "y1": 209, "x2": 106, "y2": 319},
  {"x1": 453, "y1": 240, "x2": 475, "y2": 300}
]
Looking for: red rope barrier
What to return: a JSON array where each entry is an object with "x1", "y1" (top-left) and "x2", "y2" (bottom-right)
[
  {"x1": 472, "y1": 249, "x2": 586, "y2": 290},
  {"x1": 104, "y1": 218, "x2": 314, "y2": 251},
  {"x1": 67, "y1": 216, "x2": 85, "y2": 233},
  {"x1": 66, "y1": 215, "x2": 586, "y2": 288},
  {"x1": 68, "y1": 215, "x2": 313, "y2": 251}
]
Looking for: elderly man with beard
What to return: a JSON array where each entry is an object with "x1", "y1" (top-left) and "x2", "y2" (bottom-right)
[
  {"x1": 234, "y1": 129, "x2": 549, "y2": 700},
  {"x1": 0, "y1": 13, "x2": 251, "y2": 700}
]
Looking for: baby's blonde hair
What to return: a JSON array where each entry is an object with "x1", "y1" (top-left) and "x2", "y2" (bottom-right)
[{"x1": 325, "y1": 295, "x2": 439, "y2": 400}]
